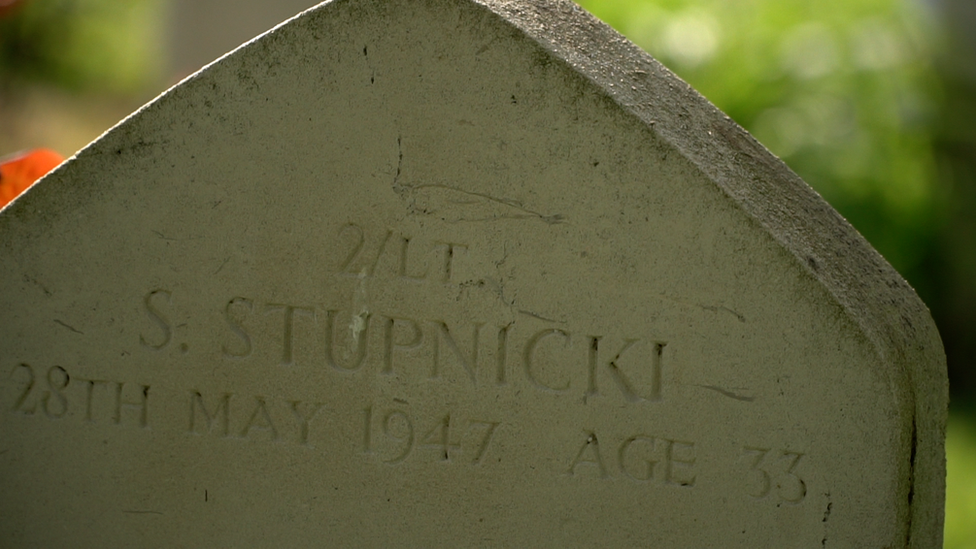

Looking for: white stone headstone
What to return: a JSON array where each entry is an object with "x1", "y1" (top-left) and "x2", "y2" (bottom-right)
[{"x1": 0, "y1": 0, "x2": 947, "y2": 546}]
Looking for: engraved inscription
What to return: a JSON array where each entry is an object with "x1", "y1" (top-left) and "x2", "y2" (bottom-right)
[
  {"x1": 140, "y1": 289, "x2": 172, "y2": 350},
  {"x1": 567, "y1": 430, "x2": 696, "y2": 487},
  {"x1": 9, "y1": 364, "x2": 150, "y2": 428},
  {"x1": 201, "y1": 292, "x2": 670, "y2": 403},
  {"x1": 325, "y1": 309, "x2": 370, "y2": 372},
  {"x1": 431, "y1": 321, "x2": 482, "y2": 383},
  {"x1": 222, "y1": 297, "x2": 253, "y2": 358},
  {"x1": 587, "y1": 337, "x2": 664, "y2": 402},
  {"x1": 363, "y1": 406, "x2": 499, "y2": 466},
  {"x1": 113, "y1": 382, "x2": 150, "y2": 427},
  {"x1": 568, "y1": 432, "x2": 608, "y2": 478},
  {"x1": 188, "y1": 391, "x2": 326, "y2": 446},
  {"x1": 11, "y1": 363, "x2": 36, "y2": 414},
  {"x1": 4, "y1": 366, "x2": 809, "y2": 501},
  {"x1": 189, "y1": 391, "x2": 230, "y2": 436},
  {"x1": 337, "y1": 223, "x2": 466, "y2": 284},
  {"x1": 382, "y1": 316, "x2": 424, "y2": 375},
  {"x1": 10, "y1": 363, "x2": 71, "y2": 418},
  {"x1": 523, "y1": 329, "x2": 571, "y2": 392},
  {"x1": 4, "y1": 218, "x2": 821, "y2": 506},
  {"x1": 291, "y1": 401, "x2": 325, "y2": 445},
  {"x1": 740, "y1": 447, "x2": 808, "y2": 503},
  {"x1": 337, "y1": 223, "x2": 366, "y2": 273},
  {"x1": 265, "y1": 303, "x2": 315, "y2": 366},
  {"x1": 240, "y1": 397, "x2": 278, "y2": 440}
]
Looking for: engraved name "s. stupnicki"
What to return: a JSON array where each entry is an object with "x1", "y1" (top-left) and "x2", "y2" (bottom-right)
[
  {"x1": 137, "y1": 222, "x2": 669, "y2": 403},
  {"x1": 142, "y1": 291, "x2": 667, "y2": 402}
]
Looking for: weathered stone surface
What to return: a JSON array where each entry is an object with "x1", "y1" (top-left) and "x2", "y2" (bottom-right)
[{"x1": 0, "y1": 0, "x2": 946, "y2": 546}]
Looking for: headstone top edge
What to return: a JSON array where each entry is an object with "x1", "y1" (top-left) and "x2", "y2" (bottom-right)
[{"x1": 477, "y1": 0, "x2": 943, "y2": 366}]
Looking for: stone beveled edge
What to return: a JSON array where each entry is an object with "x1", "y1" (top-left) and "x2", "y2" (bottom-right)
[
  {"x1": 473, "y1": 0, "x2": 946, "y2": 545},
  {"x1": 3, "y1": 0, "x2": 947, "y2": 545}
]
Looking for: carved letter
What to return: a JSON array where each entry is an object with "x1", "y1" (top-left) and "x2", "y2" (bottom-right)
[
  {"x1": 523, "y1": 329, "x2": 571, "y2": 392},
  {"x1": 113, "y1": 382, "x2": 149, "y2": 428},
  {"x1": 618, "y1": 436, "x2": 659, "y2": 481},
  {"x1": 587, "y1": 337, "x2": 665, "y2": 402},
  {"x1": 222, "y1": 297, "x2": 253, "y2": 358},
  {"x1": 77, "y1": 378, "x2": 108, "y2": 421},
  {"x1": 11, "y1": 363, "x2": 36, "y2": 414},
  {"x1": 496, "y1": 324, "x2": 510, "y2": 385},
  {"x1": 368, "y1": 230, "x2": 394, "y2": 276},
  {"x1": 325, "y1": 309, "x2": 370, "y2": 372},
  {"x1": 338, "y1": 223, "x2": 366, "y2": 274},
  {"x1": 435, "y1": 241, "x2": 468, "y2": 283},
  {"x1": 568, "y1": 432, "x2": 607, "y2": 478},
  {"x1": 382, "y1": 316, "x2": 423, "y2": 375},
  {"x1": 189, "y1": 391, "x2": 231, "y2": 436},
  {"x1": 290, "y1": 401, "x2": 325, "y2": 445},
  {"x1": 265, "y1": 304, "x2": 315, "y2": 366},
  {"x1": 431, "y1": 321, "x2": 482, "y2": 384},
  {"x1": 664, "y1": 439, "x2": 696, "y2": 487},
  {"x1": 241, "y1": 397, "x2": 278, "y2": 440},
  {"x1": 140, "y1": 289, "x2": 172, "y2": 350},
  {"x1": 42, "y1": 366, "x2": 70, "y2": 419},
  {"x1": 398, "y1": 236, "x2": 429, "y2": 281}
]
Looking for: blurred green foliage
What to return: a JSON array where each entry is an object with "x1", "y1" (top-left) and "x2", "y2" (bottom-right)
[
  {"x1": 577, "y1": 0, "x2": 946, "y2": 300},
  {"x1": 946, "y1": 413, "x2": 976, "y2": 548},
  {"x1": 0, "y1": 0, "x2": 164, "y2": 94}
]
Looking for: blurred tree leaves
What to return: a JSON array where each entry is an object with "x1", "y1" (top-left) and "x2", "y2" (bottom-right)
[
  {"x1": 578, "y1": 0, "x2": 946, "y2": 300},
  {"x1": 0, "y1": 0, "x2": 164, "y2": 95}
]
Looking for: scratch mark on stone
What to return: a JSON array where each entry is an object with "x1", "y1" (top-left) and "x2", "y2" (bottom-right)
[
  {"x1": 152, "y1": 230, "x2": 202, "y2": 242},
  {"x1": 411, "y1": 184, "x2": 564, "y2": 224},
  {"x1": 656, "y1": 293, "x2": 745, "y2": 322},
  {"x1": 697, "y1": 385, "x2": 754, "y2": 402},
  {"x1": 518, "y1": 309, "x2": 565, "y2": 323},
  {"x1": 213, "y1": 257, "x2": 231, "y2": 275},
  {"x1": 24, "y1": 275, "x2": 51, "y2": 296},
  {"x1": 700, "y1": 304, "x2": 746, "y2": 322},
  {"x1": 481, "y1": 278, "x2": 515, "y2": 309},
  {"x1": 822, "y1": 493, "x2": 832, "y2": 546},
  {"x1": 54, "y1": 319, "x2": 83, "y2": 335},
  {"x1": 445, "y1": 214, "x2": 558, "y2": 224},
  {"x1": 393, "y1": 136, "x2": 403, "y2": 186}
]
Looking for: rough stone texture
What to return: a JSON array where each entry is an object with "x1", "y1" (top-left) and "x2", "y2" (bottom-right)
[{"x1": 0, "y1": 0, "x2": 946, "y2": 546}]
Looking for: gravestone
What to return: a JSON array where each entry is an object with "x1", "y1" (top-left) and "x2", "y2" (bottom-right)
[{"x1": 0, "y1": 0, "x2": 947, "y2": 546}]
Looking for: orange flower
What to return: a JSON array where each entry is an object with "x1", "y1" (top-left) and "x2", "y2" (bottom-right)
[{"x1": 0, "y1": 148, "x2": 64, "y2": 209}]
